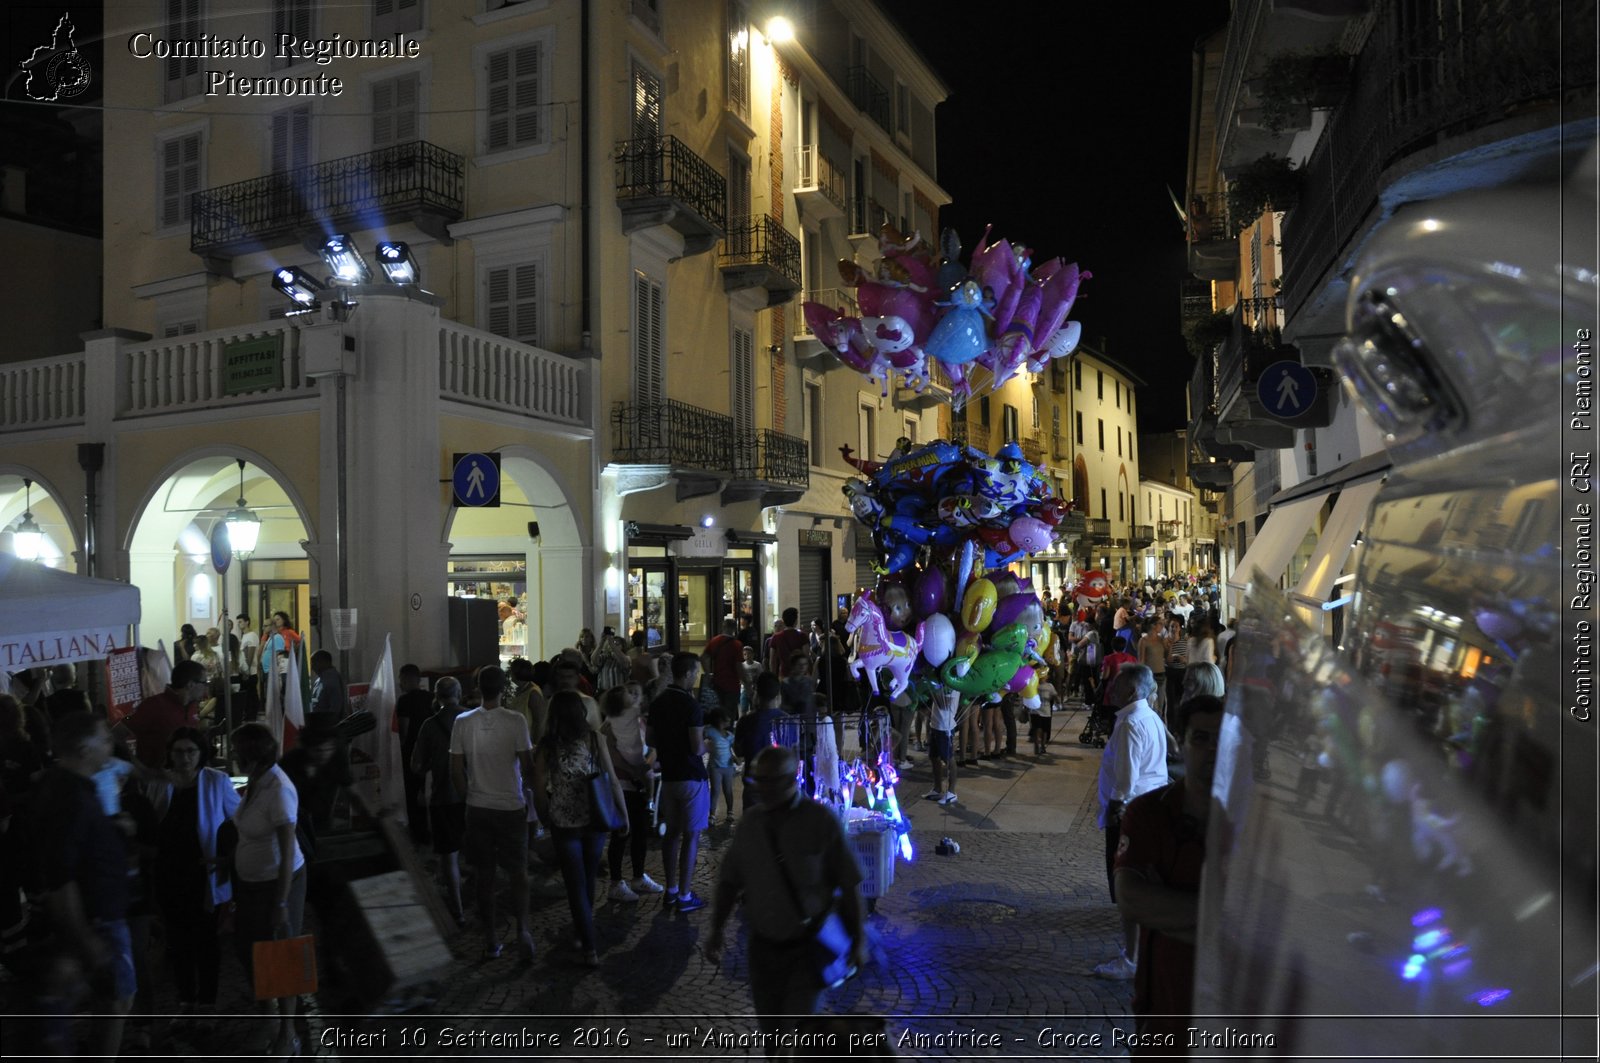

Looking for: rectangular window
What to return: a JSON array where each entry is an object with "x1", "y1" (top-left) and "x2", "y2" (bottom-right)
[
  {"x1": 1130, "y1": 495, "x2": 1136, "y2": 524},
  {"x1": 1117, "y1": 426, "x2": 1122, "y2": 457},
  {"x1": 632, "y1": 271, "x2": 664, "y2": 406},
  {"x1": 726, "y1": 0, "x2": 750, "y2": 120},
  {"x1": 1052, "y1": 405, "x2": 1061, "y2": 439},
  {"x1": 371, "y1": 72, "x2": 420, "y2": 148},
  {"x1": 631, "y1": 61, "x2": 663, "y2": 142},
  {"x1": 1118, "y1": 493, "x2": 1124, "y2": 521},
  {"x1": 485, "y1": 263, "x2": 540, "y2": 345},
  {"x1": 1031, "y1": 393, "x2": 1040, "y2": 429},
  {"x1": 904, "y1": 419, "x2": 918, "y2": 446},
  {"x1": 979, "y1": 396, "x2": 991, "y2": 427},
  {"x1": 373, "y1": 0, "x2": 422, "y2": 37},
  {"x1": 163, "y1": 321, "x2": 200, "y2": 338},
  {"x1": 1001, "y1": 404, "x2": 1019, "y2": 443},
  {"x1": 1097, "y1": 418, "x2": 1104, "y2": 451},
  {"x1": 895, "y1": 82, "x2": 910, "y2": 136},
  {"x1": 858, "y1": 403, "x2": 877, "y2": 463},
  {"x1": 731, "y1": 327, "x2": 755, "y2": 437},
  {"x1": 1074, "y1": 361, "x2": 1082, "y2": 391},
  {"x1": 727, "y1": 147, "x2": 752, "y2": 252},
  {"x1": 272, "y1": 1, "x2": 315, "y2": 71},
  {"x1": 486, "y1": 42, "x2": 544, "y2": 151},
  {"x1": 1097, "y1": 370, "x2": 1103, "y2": 400},
  {"x1": 158, "y1": 131, "x2": 202, "y2": 228},
  {"x1": 806, "y1": 382, "x2": 824, "y2": 466},
  {"x1": 1100, "y1": 488, "x2": 1107, "y2": 520},
  {"x1": 164, "y1": 0, "x2": 203, "y2": 101},
  {"x1": 1115, "y1": 380, "x2": 1121, "y2": 408},
  {"x1": 1075, "y1": 411, "x2": 1083, "y2": 445}
]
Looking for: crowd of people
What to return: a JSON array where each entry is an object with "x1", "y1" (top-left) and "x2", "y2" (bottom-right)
[{"x1": 0, "y1": 574, "x2": 1233, "y2": 1055}]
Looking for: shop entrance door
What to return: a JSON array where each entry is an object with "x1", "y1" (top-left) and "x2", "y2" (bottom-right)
[{"x1": 678, "y1": 568, "x2": 715, "y2": 653}]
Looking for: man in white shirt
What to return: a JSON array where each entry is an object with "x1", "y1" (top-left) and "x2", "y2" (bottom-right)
[
  {"x1": 450, "y1": 665, "x2": 537, "y2": 961},
  {"x1": 1093, "y1": 663, "x2": 1169, "y2": 980},
  {"x1": 1170, "y1": 594, "x2": 1194, "y2": 625}
]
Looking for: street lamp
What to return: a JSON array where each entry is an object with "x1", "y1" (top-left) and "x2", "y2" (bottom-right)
[
  {"x1": 223, "y1": 459, "x2": 260, "y2": 559},
  {"x1": 13, "y1": 479, "x2": 43, "y2": 561}
]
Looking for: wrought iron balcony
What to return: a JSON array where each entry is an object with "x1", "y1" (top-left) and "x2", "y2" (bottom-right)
[
  {"x1": 726, "y1": 428, "x2": 810, "y2": 506},
  {"x1": 611, "y1": 398, "x2": 734, "y2": 499},
  {"x1": 719, "y1": 216, "x2": 802, "y2": 307},
  {"x1": 1130, "y1": 524, "x2": 1156, "y2": 550},
  {"x1": 794, "y1": 146, "x2": 847, "y2": 221},
  {"x1": 190, "y1": 140, "x2": 464, "y2": 263},
  {"x1": 1019, "y1": 435, "x2": 1046, "y2": 468},
  {"x1": 848, "y1": 197, "x2": 895, "y2": 241},
  {"x1": 1086, "y1": 517, "x2": 1113, "y2": 544},
  {"x1": 950, "y1": 413, "x2": 972, "y2": 449},
  {"x1": 846, "y1": 65, "x2": 892, "y2": 133},
  {"x1": 1282, "y1": 0, "x2": 1595, "y2": 327},
  {"x1": 615, "y1": 135, "x2": 727, "y2": 256},
  {"x1": 1157, "y1": 520, "x2": 1182, "y2": 542},
  {"x1": 1051, "y1": 433, "x2": 1070, "y2": 461}
]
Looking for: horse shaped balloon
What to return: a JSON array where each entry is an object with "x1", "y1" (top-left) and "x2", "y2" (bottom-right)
[{"x1": 845, "y1": 591, "x2": 925, "y2": 700}]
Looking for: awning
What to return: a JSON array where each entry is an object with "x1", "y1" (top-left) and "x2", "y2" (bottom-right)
[
  {"x1": 0, "y1": 556, "x2": 142, "y2": 670},
  {"x1": 1290, "y1": 476, "x2": 1387, "y2": 611},
  {"x1": 1226, "y1": 492, "x2": 1329, "y2": 594}
]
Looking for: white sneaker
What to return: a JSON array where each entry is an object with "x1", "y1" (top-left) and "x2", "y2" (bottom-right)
[
  {"x1": 630, "y1": 874, "x2": 665, "y2": 894},
  {"x1": 938, "y1": 791, "x2": 958, "y2": 805},
  {"x1": 1093, "y1": 954, "x2": 1137, "y2": 980},
  {"x1": 609, "y1": 880, "x2": 640, "y2": 903}
]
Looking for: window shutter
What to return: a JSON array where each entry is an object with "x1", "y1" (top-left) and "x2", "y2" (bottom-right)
[
  {"x1": 632, "y1": 63, "x2": 662, "y2": 142},
  {"x1": 633, "y1": 273, "x2": 664, "y2": 407},
  {"x1": 487, "y1": 267, "x2": 511, "y2": 338},
  {"x1": 486, "y1": 50, "x2": 511, "y2": 150},
  {"x1": 160, "y1": 133, "x2": 200, "y2": 227},
  {"x1": 371, "y1": 79, "x2": 393, "y2": 147},
  {"x1": 372, "y1": 73, "x2": 419, "y2": 148},
  {"x1": 487, "y1": 44, "x2": 543, "y2": 151},
  {"x1": 373, "y1": 0, "x2": 421, "y2": 36},
  {"x1": 165, "y1": 0, "x2": 201, "y2": 99},
  {"x1": 513, "y1": 45, "x2": 541, "y2": 145},
  {"x1": 486, "y1": 265, "x2": 538, "y2": 344},
  {"x1": 731, "y1": 328, "x2": 754, "y2": 435}
]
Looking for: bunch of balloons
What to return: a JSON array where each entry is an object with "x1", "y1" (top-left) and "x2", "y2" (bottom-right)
[
  {"x1": 843, "y1": 438, "x2": 1066, "y2": 709},
  {"x1": 802, "y1": 224, "x2": 1090, "y2": 407}
]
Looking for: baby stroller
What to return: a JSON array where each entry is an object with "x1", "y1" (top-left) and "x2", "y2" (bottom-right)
[{"x1": 1078, "y1": 695, "x2": 1115, "y2": 748}]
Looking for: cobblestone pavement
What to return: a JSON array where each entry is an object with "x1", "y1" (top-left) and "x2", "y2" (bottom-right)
[{"x1": 18, "y1": 706, "x2": 1153, "y2": 1060}]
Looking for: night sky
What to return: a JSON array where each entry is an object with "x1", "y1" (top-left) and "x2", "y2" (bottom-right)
[{"x1": 879, "y1": 0, "x2": 1231, "y2": 431}]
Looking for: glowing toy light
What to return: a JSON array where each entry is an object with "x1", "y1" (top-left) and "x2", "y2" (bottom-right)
[{"x1": 1401, "y1": 954, "x2": 1427, "y2": 981}]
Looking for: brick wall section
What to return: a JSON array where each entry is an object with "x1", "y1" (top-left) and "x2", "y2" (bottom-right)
[{"x1": 770, "y1": 71, "x2": 786, "y2": 427}]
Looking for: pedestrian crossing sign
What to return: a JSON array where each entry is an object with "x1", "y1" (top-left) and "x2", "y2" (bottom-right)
[{"x1": 452, "y1": 452, "x2": 501, "y2": 507}]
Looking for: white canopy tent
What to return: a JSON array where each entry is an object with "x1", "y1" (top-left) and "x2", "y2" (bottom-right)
[{"x1": 0, "y1": 555, "x2": 142, "y2": 673}]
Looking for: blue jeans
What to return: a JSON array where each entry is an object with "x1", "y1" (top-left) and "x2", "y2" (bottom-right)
[
  {"x1": 709, "y1": 765, "x2": 738, "y2": 818},
  {"x1": 550, "y1": 827, "x2": 607, "y2": 951}
]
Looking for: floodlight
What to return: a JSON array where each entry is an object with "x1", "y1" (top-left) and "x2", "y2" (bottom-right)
[
  {"x1": 271, "y1": 266, "x2": 325, "y2": 310},
  {"x1": 13, "y1": 479, "x2": 42, "y2": 562},
  {"x1": 320, "y1": 233, "x2": 371, "y2": 284},
  {"x1": 375, "y1": 241, "x2": 419, "y2": 285}
]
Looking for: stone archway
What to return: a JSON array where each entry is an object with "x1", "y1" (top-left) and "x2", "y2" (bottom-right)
[
  {"x1": 442, "y1": 447, "x2": 588, "y2": 663},
  {"x1": 0, "y1": 468, "x2": 79, "y2": 571},
  {"x1": 125, "y1": 450, "x2": 315, "y2": 653}
]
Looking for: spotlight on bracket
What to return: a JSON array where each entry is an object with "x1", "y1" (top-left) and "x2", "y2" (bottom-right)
[
  {"x1": 375, "y1": 241, "x2": 419, "y2": 285},
  {"x1": 320, "y1": 233, "x2": 371, "y2": 284},
  {"x1": 271, "y1": 266, "x2": 326, "y2": 311}
]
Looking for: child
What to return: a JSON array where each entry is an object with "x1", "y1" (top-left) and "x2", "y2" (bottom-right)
[
  {"x1": 1030, "y1": 681, "x2": 1058, "y2": 755},
  {"x1": 703, "y1": 709, "x2": 739, "y2": 824}
]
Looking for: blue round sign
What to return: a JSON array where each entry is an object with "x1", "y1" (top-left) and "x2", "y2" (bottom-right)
[
  {"x1": 452, "y1": 452, "x2": 502, "y2": 507},
  {"x1": 210, "y1": 520, "x2": 233, "y2": 574},
  {"x1": 1257, "y1": 360, "x2": 1318, "y2": 421}
]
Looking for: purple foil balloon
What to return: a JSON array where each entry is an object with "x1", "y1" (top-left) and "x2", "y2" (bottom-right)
[{"x1": 913, "y1": 567, "x2": 948, "y2": 618}]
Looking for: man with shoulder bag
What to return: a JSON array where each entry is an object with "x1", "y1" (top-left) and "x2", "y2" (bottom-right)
[{"x1": 703, "y1": 746, "x2": 869, "y2": 1039}]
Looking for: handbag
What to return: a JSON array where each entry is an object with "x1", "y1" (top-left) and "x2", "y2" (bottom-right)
[
  {"x1": 252, "y1": 933, "x2": 318, "y2": 999},
  {"x1": 764, "y1": 817, "x2": 857, "y2": 989},
  {"x1": 584, "y1": 736, "x2": 628, "y2": 832}
]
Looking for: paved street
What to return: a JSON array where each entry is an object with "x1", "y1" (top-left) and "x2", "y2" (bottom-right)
[{"x1": 23, "y1": 703, "x2": 1149, "y2": 1060}]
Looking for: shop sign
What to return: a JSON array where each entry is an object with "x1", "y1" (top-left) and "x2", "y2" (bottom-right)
[
  {"x1": 676, "y1": 527, "x2": 725, "y2": 558},
  {"x1": 222, "y1": 335, "x2": 284, "y2": 395},
  {"x1": 799, "y1": 528, "x2": 833, "y2": 548}
]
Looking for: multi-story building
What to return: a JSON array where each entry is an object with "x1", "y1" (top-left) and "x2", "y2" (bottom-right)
[
  {"x1": 1183, "y1": 0, "x2": 1593, "y2": 632},
  {"x1": 0, "y1": 0, "x2": 948, "y2": 676},
  {"x1": 1137, "y1": 430, "x2": 1219, "y2": 579}
]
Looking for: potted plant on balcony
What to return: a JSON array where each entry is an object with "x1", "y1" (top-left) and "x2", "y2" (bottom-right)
[
  {"x1": 1227, "y1": 155, "x2": 1300, "y2": 228},
  {"x1": 1248, "y1": 49, "x2": 1352, "y2": 133},
  {"x1": 1183, "y1": 309, "x2": 1234, "y2": 356}
]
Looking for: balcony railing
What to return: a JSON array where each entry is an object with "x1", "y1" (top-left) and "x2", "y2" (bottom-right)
[
  {"x1": 615, "y1": 135, "x2": 728, "y2": 242},
  {"x1": 796, "y1": 288, "x2": 859, "y2": 338},
  {"x1": 191, "y1": 140, "x2": 464, "y2": 258},
  {"x1": 1051, "y1": 433, "x2": 1070, "y2": 461},
  {"x1": 1158, "y1": 520, "x2": 1182, "y2": 542},
  {"x1": 849, "y1": 196, "x2": 894, "y2": 238},
  {"x1": 611, "y1": 399, "x2": 734, "y2": 471},
  {"x1": 0, "y1": 354, "x2": 86, "y2": 432},
  {"x1": 438, "y1": 323, "x2": 587, "y2": 428},
  {"x1": 794, "y1": 146, "x2": 847, "y2": 214},
  {"x1": 731, "y1": 429, "x2": 810, "y2": 488},
  {"x1": 1086, "y1": 517, "x2": 1113, "y2": 543},
  {"x1": 1130, "y1": 524, "x2": 1156, "y2": 549},
  {"x1": 1282, "y1": 0, "x2": 1595, "y2": 323},
  {"x1": 121, "y1": 324, "x2": 315, "y2": 417},
  {"x1": 846, "y1": 65, "x2": 892, "y2": 133},
  {"x1": 720, "y1": 216, "x2": 802, "y2": 288},
  {"x1": 1019, "y1": 435, "x2": 1046, "y2": 468},
  {"x1": 950, "y1": 414, "x2": 972, "y2": 449}
]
